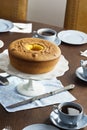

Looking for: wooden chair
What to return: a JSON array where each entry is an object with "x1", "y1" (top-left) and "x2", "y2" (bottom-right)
[
  {"x1": 0, "y1": 0, "x2": 28, "y2": 22},
  {"x1": 64, "y1": 0, "x2": 87, "y2": 33}
]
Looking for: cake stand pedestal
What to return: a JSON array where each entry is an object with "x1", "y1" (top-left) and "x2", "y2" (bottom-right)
[{"x1": 17, "y1": 79, "x2": 45, "y2": 96}]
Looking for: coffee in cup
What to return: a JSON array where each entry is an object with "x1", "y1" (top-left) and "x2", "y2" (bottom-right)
[
  {"x1": 53, "y1": 102, "x2": 83, "y2": 126},
  {"x1": 33, "y1": 28, "x2": 57, "y2": 42}
]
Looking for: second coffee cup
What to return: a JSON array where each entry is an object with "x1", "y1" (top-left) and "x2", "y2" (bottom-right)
[
  {"x1": 33, "y1": 28, "x2": 57, "y2": 42},
  {"x1": 53, "y1": 102, "x2": 84, "y2": 126}
]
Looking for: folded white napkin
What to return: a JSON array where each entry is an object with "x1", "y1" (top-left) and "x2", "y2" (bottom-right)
[
  {"x1": 0, "y1": 74, "x2": 76, "y2": 112},
  {"x1": 80, "y1": 50, "x2": 87, "y2": 57},
  {"x1": 9, "y1": 23, "x2": 32, "y2": 33}
]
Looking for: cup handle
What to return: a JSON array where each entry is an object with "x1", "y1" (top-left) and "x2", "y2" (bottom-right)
[
  {"x1": 53, "y1": 105, "x2": 58, "y2": 114},
  {"x1": 33, "y1": 31, "x2": 38, "y2": 38}
]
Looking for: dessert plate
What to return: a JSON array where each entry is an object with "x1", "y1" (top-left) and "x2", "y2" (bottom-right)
[
  {"x1": 33, "y1": 35, "x2": 61, "y2": 45},
  {"x1": 23, "y1": 124, "x2": 59, "y2": 130},
  {"x1": 0, "y1": 19, "x2": 13, "y2": 32},
  {"x1": 50, "y1": 110, "x2": 87, "y2": 130},
  {"x1": 58, "y1": 30, "x2": 87, "y2": 45},
  {"x1": 76, "y1": 67, "x2": 87, "y2": 82}
]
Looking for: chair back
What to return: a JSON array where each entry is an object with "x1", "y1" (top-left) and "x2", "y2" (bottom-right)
[
  {"x1": 0, "y1": 0, "x2": 28, "y2": 22},
  {"x1": 64, "y1": 0, "x2": 87, "y2": 33}
]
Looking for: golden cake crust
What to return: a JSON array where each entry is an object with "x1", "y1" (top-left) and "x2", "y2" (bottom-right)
[
  {"x1": 8, "y1": 38, "x2": 61, "y2": 61},
  {"x1": 8, "y1": 38, "x2": 61, "y2": 74}
]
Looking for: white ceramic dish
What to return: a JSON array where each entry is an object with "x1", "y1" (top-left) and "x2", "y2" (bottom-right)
[
  {"x1": 58, "y1": 30, "x2": 87, "y2": 45},
  {"x1": 0, "y1": 40, "x2": 4, "y2": 48},
  {"x1": 0, "y1": 19, "x2": 13, "y2": 32},
  {"x1": 23, "y1": 124, "x2": 59, "y2": 130},
  {"x1": 76, "y1": 67, "x2": 87, "y2": 82},
  {"x1": 50, "y1": 110, "x2": 87, "y2": 130}
]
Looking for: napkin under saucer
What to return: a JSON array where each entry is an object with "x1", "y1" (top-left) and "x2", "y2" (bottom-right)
[{"x1": 50, "y1": 109, "x2": 87, "y2": 129}]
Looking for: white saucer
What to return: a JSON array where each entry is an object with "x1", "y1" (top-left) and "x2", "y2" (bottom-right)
[
  {"x1": 23, "y1": 124, "x2": 59, "y2": 130},
  {"x1": 0, "y1": 19, "x2": 13, "y2": 32},
  {"x1": 50, "y1": 110, "x2": 87, "y2": 130},
  {"x1": 33, "y1": 36, "x2": 61, "y2": 45},
  {"x1": 58, "y1": 30, "x2": 87, "y2": 45},
  {"x1": 76, "y1": 67, "x2": 87, "y2": 82}
]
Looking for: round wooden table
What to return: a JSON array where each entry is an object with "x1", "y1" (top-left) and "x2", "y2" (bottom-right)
[{"x1": 0, "y1": 21, "x2": 87, "y2": 130}]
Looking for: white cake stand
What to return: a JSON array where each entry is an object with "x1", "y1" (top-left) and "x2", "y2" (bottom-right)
[
  {"x1": 0, "y1": 50, "x2": 69, "y2": 96},
  {"x1": 16, "y1": 79, "x2": 46, "y2": 96}
]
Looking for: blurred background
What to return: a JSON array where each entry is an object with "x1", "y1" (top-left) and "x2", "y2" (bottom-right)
[{"x1": 27, "y1": 0, "x2": 67, "y2": 27}]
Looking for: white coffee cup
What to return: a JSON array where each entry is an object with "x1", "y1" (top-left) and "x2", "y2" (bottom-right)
[
  {"x1": 53, "y1": 102, "x2": 83, "y2": 126},
  {"x1": 33, "y1": 28, "x2": 57, "y2": 42},
  {"x1": 81, "y1": 60, "x2": 87, "y2": 78}
]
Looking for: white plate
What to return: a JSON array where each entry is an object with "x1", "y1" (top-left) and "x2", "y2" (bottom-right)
[
  {"x1": 76, "y1": 67, "x2": 87, "y2": 82},
  {"x1": 23, "y1": 124, "x2": 59, "y2": 130},
  {"x1": 0, "y1": 40, "x2": 4, "y2": 48},
  {"x1": 58, "y1": 30, "x2": 87, "y2": 45},
  {"x1": 50, "y1": 110, "x2": 87, "y2": 130},
  {"x1": 0, "y1": 19, "x2": 13, "y2": 32}
]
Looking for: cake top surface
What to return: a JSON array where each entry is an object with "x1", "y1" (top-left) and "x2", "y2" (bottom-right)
[{"x1": 8, "y1": 38, "x2": 61, "y2": 61}]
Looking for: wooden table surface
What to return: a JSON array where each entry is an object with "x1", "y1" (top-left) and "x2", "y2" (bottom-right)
[{"x1": 0, "y1": 21, "x2": 87, "y2": 130}]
